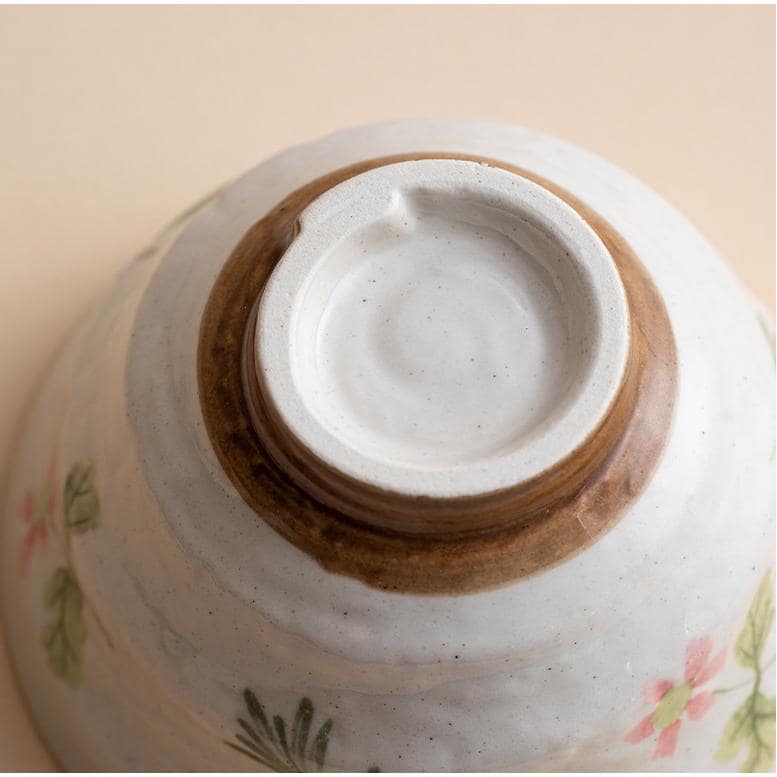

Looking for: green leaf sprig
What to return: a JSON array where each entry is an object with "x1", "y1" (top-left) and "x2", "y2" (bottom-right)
[
  {"x1": 227, "y1": 690, "x2": 332, "y2": 772},
  {"x1": 716, "y1": 572, "x2": 776, "y2": 772},
  {"x1": 40, "y1": 461, "x2": 103, "y2": 687}
]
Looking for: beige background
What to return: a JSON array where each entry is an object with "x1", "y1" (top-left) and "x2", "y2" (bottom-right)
[{"x1": 0, "y1": 5, "x2": 774, "y2": 770}]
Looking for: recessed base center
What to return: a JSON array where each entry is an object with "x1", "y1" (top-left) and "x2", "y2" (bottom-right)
[
  {"x1": 313, "y1": 206, "x2": 573, "y2": 467},
  {"x1": 255, "y1": 159, "x2": 629, "y2": 501}
]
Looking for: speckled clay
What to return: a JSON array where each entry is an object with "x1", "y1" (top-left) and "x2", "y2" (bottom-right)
[{"x1": 2, "y1": 121, "x2": 774, "y2": 772}]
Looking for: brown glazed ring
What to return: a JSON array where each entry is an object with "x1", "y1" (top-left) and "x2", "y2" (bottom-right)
[{"x1": 197, "y1": 153, "x2": 677, "y2": 594}]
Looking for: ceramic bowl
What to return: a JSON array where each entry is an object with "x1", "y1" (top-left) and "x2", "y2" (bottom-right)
[{"x1": 2, "y1": 120, "x2": 774, "y2": 771}]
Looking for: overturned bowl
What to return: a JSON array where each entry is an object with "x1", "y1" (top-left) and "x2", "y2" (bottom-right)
[{"x1": 2, "y1": 120, "x2": 774, "y2": 771}]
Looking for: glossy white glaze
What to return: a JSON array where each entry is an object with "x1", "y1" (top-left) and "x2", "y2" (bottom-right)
[{"x1": 2, "y1": 121, "x2": 774, "y2": 771}]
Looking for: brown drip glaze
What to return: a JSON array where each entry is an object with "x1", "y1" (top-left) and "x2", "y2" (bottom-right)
[{"x1": 197, "y1": 153, "x2": 677, "y2": 594}]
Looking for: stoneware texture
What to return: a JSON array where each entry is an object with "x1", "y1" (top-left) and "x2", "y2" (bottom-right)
[{"x1": 1, "y1": 120, "x2": 774, "y2": 771}]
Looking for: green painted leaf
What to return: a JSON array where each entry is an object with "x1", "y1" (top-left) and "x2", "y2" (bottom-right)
[
  {"x1": 735, "y1": 573, "x2": 775, "y2": 671},
  {"x1": 273, "y1": 714, "x2": 297, "y2": 768},
  {"x1": 41, "y1": 567, "x2": 86, "y2": 687},
  {"x1": 243, "y1": 689, "x2": 276, "y2": 744},
  {"x1": 229, "y1": 691, "x2": 338, "y2": 772},
  {"x1": 64, "y1": 462, "x2": 100, "y2": 534},
  {"x1": 716, "y1": 691, "x2": 775, "y2": 772},
  {"x1": 310, "y1": 718, "x2": 332, "y2": 771},
  {"x1": 291, "y1": 697, "x2": 314, "y2": 762}
]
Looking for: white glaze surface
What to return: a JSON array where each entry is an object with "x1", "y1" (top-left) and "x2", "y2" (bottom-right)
[{"x1": 2, "y1": 121, "x2": 774, "y2": 771}]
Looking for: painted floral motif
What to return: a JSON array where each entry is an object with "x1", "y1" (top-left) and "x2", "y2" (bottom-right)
[
  {"x1": 17, "y1": 450, "x2": 58, "y2": 576},
  {"x1": 226, "y1": 688, "x2": 381, "y2": 772},
  {"x1": 625, "y1": 635, "x2": 726, "y2": 759},
  {"x1": 625, "y1": 572, "x2": 775, "y2": 770},
  {"x1": 20, "y1": 454, "x2": 110, "y2": 687},
  {"x1": 41, "y1": 460, "x2": 106, "y2": 687},
  {"x1": 226, "y1": 690, "x2": 333, "y2": 772},
  {"x1": 716, "y1": 572, "x2": 775, "y2": 772}
]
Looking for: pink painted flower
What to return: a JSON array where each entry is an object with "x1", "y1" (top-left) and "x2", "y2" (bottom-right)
[
  {"x1": 625, "y1": 636, "x2": 726, "y2": 760},
  {"x1": 17, "y1": 451, "x2": 58, "y2": 576}
]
